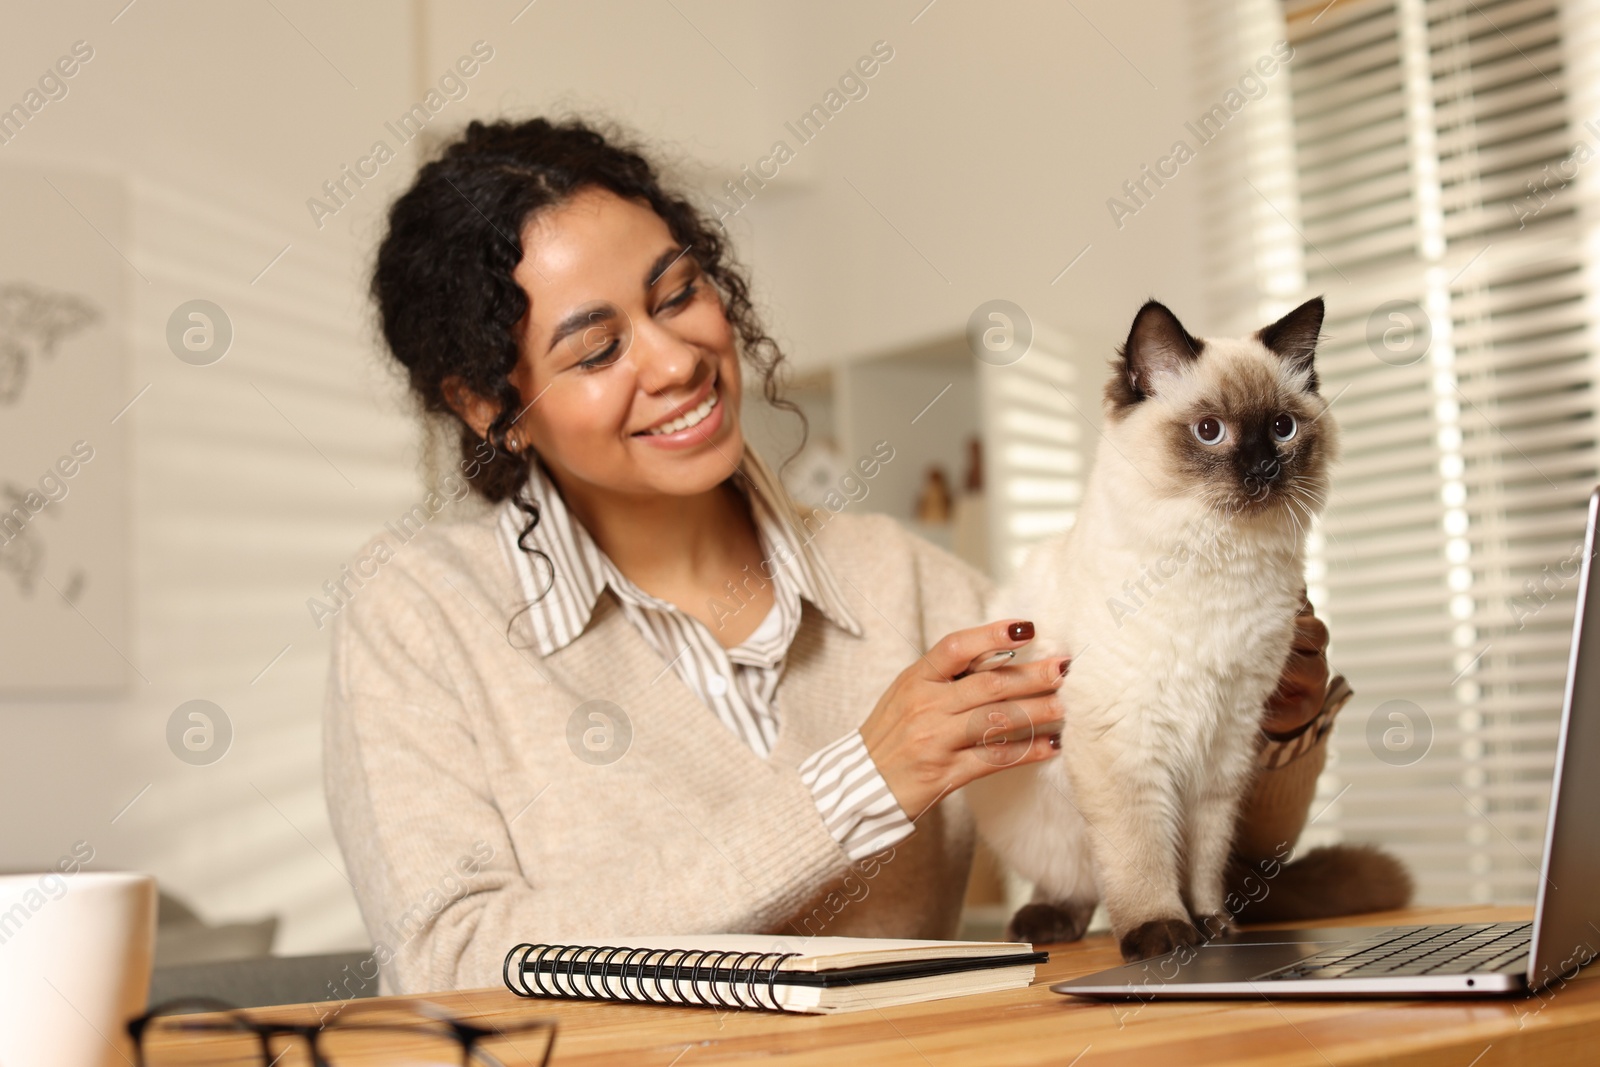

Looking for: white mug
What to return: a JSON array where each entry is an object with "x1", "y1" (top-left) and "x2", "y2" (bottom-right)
[{"x1": 0, "y1": 870, "x2": 157, "y2": 1067}]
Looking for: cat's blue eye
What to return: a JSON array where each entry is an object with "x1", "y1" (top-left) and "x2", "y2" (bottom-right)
[
  {"x1": 1192, "y1": 417, "x2": 1226, "y2": 445},
  {"x1": 1272, "y1": 413, "x2": 1298, "y2": 442}
]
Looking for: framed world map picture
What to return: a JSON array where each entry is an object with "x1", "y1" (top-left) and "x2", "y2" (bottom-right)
[{"x1": 0, "y1": 167, "x2": 128, "y2": 693}]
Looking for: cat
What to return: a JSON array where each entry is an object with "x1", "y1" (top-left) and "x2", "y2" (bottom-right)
[{"x1": 964, "y1": 296, "x2": 1407, "y2": 963}]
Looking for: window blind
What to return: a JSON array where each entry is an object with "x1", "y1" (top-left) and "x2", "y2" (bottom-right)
[
  {"x1": 1200, "y1": 0, "x2": 1600, "y2": 904},
  {"x1": 976, "y1": 323, "x2": 1085, "y2": 579}
]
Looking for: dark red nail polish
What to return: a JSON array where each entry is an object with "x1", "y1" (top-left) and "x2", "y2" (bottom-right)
[
  {"x1": 1049, "y1": 734, "x2": 1062, "y2": 750},
  {"x1": 1057, "y1": 658, "x2": 1071, "y2": 676},
  {"x1": 1008, "y1": 621, "x2": 1034, "y2": 642}
]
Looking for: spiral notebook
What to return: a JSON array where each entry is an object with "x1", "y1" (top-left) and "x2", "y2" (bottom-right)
[{"x1": 503, "y1": 935, "x2": 1047, "y2": 1014}]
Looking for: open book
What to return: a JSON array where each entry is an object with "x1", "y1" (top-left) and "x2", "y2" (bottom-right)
[{"x1": 503, "y1": 935, "x2": 1047, "y2": 1014}]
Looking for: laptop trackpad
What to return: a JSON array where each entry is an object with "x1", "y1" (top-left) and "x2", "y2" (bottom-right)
[
  {"x1": 1054, "y1": 927, "x2": 1383, "y2": 990},
  {"x1": 1055, "y1": 944, "x2": 1317, "y2": 991},
  {"x1": 1149, "y1": 943, "x2": 1322, "y2": 983}
]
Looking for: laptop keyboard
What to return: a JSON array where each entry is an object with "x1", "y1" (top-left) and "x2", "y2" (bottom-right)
[{"x1": 1264, "y1": 922, "x2": 1532, "y2": 980}]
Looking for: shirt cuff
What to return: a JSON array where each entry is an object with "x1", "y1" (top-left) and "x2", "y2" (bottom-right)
[
  {"x1": 1256, "y1": 671, "x2": 1353, "y2": 770},
  {"x1": 798, "y1": 730, "x2": 915, "y2": 861}
]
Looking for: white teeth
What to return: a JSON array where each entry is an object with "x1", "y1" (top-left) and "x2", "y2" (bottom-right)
[{"x1": 644, "y1": 389, "x2": 718, "y2": 435}]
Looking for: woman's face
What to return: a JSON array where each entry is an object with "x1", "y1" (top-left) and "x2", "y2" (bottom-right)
[{"x1": 504, "y1": 186, "x2": 744, "y2": 504}]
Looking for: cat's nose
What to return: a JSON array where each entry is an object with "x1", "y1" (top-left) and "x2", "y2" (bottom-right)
[{"x1": 1252, "y1": 459, "x2": 1282, "y2": 481}]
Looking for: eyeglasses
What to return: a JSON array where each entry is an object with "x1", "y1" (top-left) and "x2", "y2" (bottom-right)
[{"x1": 128, "y1": 996, "x2": 558, "y2": 1066}]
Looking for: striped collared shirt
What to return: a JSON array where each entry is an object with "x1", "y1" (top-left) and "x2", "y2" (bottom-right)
[{"x1": 495, "y1": 446, "x2": 914, "y2": 861}]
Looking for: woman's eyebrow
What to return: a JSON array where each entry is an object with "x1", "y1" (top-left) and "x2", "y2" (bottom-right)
[
  {"x1": 646, "y1": 243, "x2": 692, "y2": 287},
  {"x1": 546, "y1": 304, "x2": 616, "y2": 355},
  {"x1": 544, "y1": 246, "x2": 691, "y2": 356}
]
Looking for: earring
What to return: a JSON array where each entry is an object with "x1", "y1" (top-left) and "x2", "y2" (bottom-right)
[{"x1": 506, "y1": 433, "x2": 520, "y2": 451}]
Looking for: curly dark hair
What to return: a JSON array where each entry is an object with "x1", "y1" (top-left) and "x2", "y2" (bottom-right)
[{"x1": 370, "y1": 114, "x2": 806, "y2": 509}]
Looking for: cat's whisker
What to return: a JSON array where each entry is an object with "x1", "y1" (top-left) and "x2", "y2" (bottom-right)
[
  {"x1": 1283, "y1": 498, "x2": 1306, "y2": 540},
  {"x1": 1291, "y1": 486, "x2": 1328, "y2": 512},
  {"x1": 1290, "y1": 497, "x2": 1321, "y2": 544},
  {"x1": 1292, "y1": 480, "x2": 1329, "y2": 505},
  {"x1": 1288, "y1": 486, "x2": 1324, "y2": 526}
]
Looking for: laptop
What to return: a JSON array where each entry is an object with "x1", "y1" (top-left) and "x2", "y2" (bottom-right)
[{"x1": 1053, "y1": 487, "x2": 1600, "y2": 1000}]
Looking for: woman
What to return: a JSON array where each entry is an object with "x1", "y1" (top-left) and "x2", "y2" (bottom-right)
[{"x1": 324, "y1": 116, "x2": 1342, "y2": 994}]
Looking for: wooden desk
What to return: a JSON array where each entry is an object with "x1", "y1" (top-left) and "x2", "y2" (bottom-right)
[{"x1": 148, "y1": 906, "x2": 1600, "y2": 1066}]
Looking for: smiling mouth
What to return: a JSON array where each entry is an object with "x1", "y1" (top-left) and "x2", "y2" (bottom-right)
[{"x1": 636, "y1": 385, "x2": 719, "y2": 436}]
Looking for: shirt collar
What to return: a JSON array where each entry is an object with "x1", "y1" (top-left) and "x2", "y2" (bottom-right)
[{"x1": 497, "y1": 447, "x2": 863, "y2": 657}]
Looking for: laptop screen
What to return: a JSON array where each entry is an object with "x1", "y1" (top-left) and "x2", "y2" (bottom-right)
[{"x1": 1528, "y1": 487, "x2": 1600, "y2": 990}]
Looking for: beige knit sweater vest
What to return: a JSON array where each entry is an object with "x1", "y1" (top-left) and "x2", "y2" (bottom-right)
[{"x1": 323, "y1": 505, "x2": 990, "y2": 993}]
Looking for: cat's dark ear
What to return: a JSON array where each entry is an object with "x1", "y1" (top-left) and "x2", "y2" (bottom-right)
[
  {"x1": 1109, "y1": 300, "x2": 1204, "y2": 413},
  {"x1": 1256, "y1": 297, "x2": 1324, "y2": 392}
]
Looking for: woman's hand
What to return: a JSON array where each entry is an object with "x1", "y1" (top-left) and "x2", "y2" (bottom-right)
[
  {"x1": 1263, "y1": 591, "x2": 1331, "y2": 736},
  {"x1": 859, "y1": 620, "x2": 1068, "y2": 819}
]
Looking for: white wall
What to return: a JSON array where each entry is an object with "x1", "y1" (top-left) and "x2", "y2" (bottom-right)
[
  {"x1": 713, "y1": 0, "x2": 1209, "y2": 378},
  {"x1": 1, "y1": 0, "x2": 1207, "y2": 954},
  {"x1": 1, "y1": 0, "x2": 431, "y2": 954},
  {"x1": 837, "y1": 345, "x2": 980, "y2": 524}
]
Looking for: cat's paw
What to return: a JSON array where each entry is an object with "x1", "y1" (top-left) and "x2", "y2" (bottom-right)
[
  {"x1": 1190, "y1": 911, "x2": 1235, "y2": 942},
  {"x1": 1005, "y1": 901, "x2": 1095, "y2": 945},
  {"x1": 1117, "y1": 918, "x2": 1202, "y2": 962}
]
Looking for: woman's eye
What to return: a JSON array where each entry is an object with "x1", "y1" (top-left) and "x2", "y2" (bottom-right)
[
  {"x1": 578, "y1": 340, "x2": 620, "y2": 369},
  {"x1": 657, "y1": 281, "x2": 698, "y2": 313},
  {"x1": 561, "y1": 305, "x2": 632, "y2": 370},
  {"x1": 1192, "y1": 417, "x2": 1226, "y2": 445},
  {"x1": 1272, "y1": 413, "x2": 1298, "y2": 442}
]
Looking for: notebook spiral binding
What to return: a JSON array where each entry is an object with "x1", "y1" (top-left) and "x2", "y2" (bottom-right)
[{"x1": 504, "y1": 944, "x2": 802, "y2": 1011}]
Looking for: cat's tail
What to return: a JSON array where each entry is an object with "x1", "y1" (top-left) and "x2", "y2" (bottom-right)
[{"x1": 1226, "y1": 844, "x2": 1414, "y2": 924}]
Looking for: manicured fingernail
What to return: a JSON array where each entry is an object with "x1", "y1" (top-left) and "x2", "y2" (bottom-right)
[
  {"x1": 1049, "y1": 734, "x2": 1062, "y2": 750},
  {"x1": 1057, "y1": 658, "x2": 1071, "y2": 676},
  {"x1": 1008, "y1": 621, "x2": 1034, "y2": 641}
]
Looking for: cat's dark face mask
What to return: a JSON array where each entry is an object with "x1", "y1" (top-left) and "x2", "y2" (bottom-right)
[{"x1": 1106, "y1": 297, "x2": 1336, "y2": 520}]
